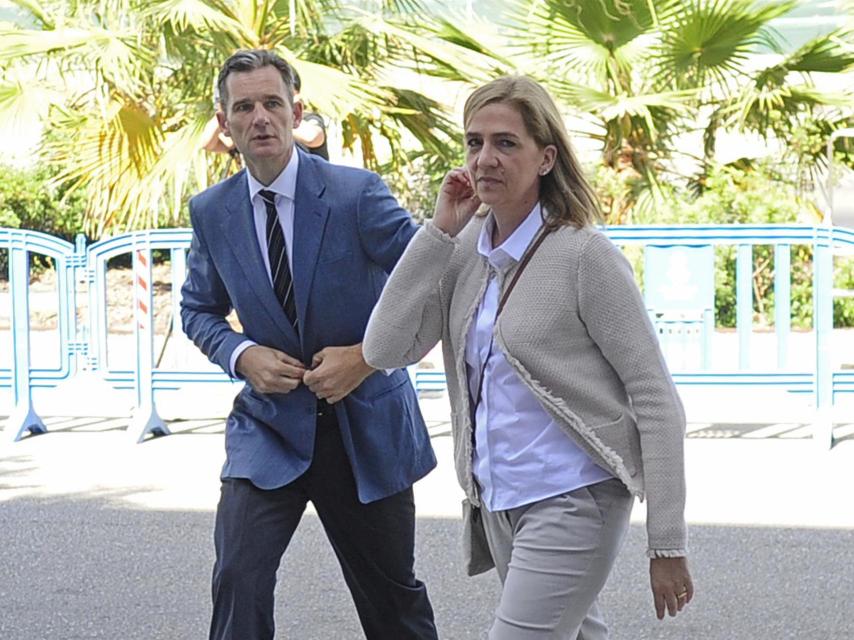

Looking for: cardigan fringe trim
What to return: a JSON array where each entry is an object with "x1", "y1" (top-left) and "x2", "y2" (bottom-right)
[
  {"x1": 423, "y1": 219, "x2": 461, "y2": 244},
  {"x1": 453, "y1": 249, "x2": 491, "y2": 508},
  {"x1": 648, "y1": 548, "x2": 688, "y2": 559}
]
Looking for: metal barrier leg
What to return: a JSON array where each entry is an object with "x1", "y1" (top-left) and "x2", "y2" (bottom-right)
[
  {"x1": 736, "y1": 244, "x2": 752, "y2": 370},
  {"x1": 128, "y1": 404, "x2": 169, "y2": 444},
  {"x1": 6, "y1": 404, "x2": 47, "y2": 442},
  {"x1": 127, "y1": 243, "x2": 170, "y2": 443},
  {"x1": 813, "y1": 227, "x2": 834, "y2": 449},
  {"x1": 5, "y1": 234, "x2": 46, "y2": 441}
]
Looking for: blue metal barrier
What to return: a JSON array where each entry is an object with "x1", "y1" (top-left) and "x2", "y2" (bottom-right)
[
  {"x1": 607, "y1": 224, "x2": 854, "y2": 449},
  {"x1": 644, "y1": 245, "x2": 715, "y2": 370},
  {"x1": 1, "y1": 229, "x2": 78, "y2": 441},
  {"x1": 85, "y1": 229, "x2": 238, "y2": 442},
  {"x1": 1, "y1": 223, "x2": 852, "y2": 446},
  {"x1": 410, "y1": 370, "x2": 449, "y2": 394}
]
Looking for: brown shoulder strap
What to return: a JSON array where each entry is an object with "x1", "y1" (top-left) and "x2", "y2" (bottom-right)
[{"x1": 472, "y1": 226, "x2": 552, "y2": 414}]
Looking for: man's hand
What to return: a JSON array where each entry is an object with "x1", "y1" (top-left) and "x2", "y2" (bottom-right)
[
  {"x1": 235, "y1": 345, "x2": 305, "y2": 394},
  {"x1": 650, "y1": 556, "x2": 694, "y2": 620},
  {"x1": 303, "y1": 344, "x2": 374, "y2": 404}
]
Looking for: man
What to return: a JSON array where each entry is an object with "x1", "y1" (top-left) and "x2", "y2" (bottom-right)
[
  {"x1": 292, "y1": 68, "x2": 329, "y2": 160},
  {"x1": 180, "y1": 49, "x2": 438, "y2": 640}
]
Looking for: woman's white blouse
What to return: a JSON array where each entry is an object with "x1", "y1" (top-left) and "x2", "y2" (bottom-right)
[{"x1": 465, "y1": 204, "x2": 612, "y2": 512}]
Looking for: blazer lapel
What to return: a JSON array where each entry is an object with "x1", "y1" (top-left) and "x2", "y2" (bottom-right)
[
  {"x1": 220, "y1": 172, "x2": 299, "y2": 340},
  {"x1": 292, "y1": 153, "x2": 330, "y2": 340}
]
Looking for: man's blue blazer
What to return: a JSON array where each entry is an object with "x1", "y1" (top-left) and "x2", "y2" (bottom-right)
[{"x1": 180, "y1": 150, "x2": 436, "y2": 502}]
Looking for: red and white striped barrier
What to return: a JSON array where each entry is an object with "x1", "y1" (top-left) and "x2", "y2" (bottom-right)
[{"x1": 135, "y1": 249, "x2": 150, "y2": 332}]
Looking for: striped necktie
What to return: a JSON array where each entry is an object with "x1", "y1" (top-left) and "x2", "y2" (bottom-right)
[{"x1": 258, "y1": 189, "x2": 298, "y2": 331}]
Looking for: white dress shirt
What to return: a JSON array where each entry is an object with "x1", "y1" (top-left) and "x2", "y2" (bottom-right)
[
  {"x1": 465, "y1": 203, "x2": 612, "y2": 512},
  {"x1": 228, "y1": 152, "x2": 300, "y2": 376}
]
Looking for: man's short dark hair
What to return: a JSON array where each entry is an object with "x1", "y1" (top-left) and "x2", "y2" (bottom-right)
[{"x1": 217, "y1": 49, "x2": 295, "y2": 109}]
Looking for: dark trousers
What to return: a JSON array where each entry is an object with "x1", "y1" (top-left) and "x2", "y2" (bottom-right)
[{"x1": 209, "y1": 405, "x2": 438, "y2": 640}]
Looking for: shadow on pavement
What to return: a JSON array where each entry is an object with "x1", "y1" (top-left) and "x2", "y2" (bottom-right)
[
  {"x1": 688, "y1": 422, "x2": 854, "y2": 443},
  {"x1": 7, "y1": 415, "x2": 854, "y2": 443}
]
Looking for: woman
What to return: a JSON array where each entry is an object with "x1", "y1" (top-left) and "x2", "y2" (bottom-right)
[{"x1": 363, "y1": 76, "x2": 693, "y2": 639}]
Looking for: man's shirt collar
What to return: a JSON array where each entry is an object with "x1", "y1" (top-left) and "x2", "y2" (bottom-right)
[{"x1": 246, "y1": 149, "x2": 300, "y2": 204}]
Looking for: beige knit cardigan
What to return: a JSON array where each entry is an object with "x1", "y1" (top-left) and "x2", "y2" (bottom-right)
[{"x1": 363, "y1": 219, "x2": 688, "y2": 559}]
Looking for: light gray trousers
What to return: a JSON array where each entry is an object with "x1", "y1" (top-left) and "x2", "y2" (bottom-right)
[{"x1": 480, "y1": 478, "x2": 633, "y2": 639}]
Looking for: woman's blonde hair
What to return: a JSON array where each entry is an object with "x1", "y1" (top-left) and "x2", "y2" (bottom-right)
[{"x1": 463, "y1": 75, "x2": 603, "y2": 228}]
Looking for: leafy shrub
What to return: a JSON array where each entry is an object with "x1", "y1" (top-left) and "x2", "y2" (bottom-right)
[
  {"x1": 0, "y1": 163, "x2": 88, "y2": 275},
  {"x1": 0, "y1": 163, "x2": 87, "y2": 240},
  {"x1": 0, "y1": 207, "x2": 20, "y2": 229}
]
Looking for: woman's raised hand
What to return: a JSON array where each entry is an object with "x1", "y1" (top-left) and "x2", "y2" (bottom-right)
[{"x1": 432, "y1": 168, "x2": 481, "y2": 238}]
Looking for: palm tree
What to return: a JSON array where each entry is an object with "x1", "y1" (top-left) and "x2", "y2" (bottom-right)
[
  {"x1": 505, "y1": 0, "x2": 854, "y2": 222},
  {"x1": 0, "y1": 0, "x2": 500, "y2": 237}
]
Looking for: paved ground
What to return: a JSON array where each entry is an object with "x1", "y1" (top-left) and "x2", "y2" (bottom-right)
[{"x1": 2, "y1": 393, "x2": 854, "y2": 640}]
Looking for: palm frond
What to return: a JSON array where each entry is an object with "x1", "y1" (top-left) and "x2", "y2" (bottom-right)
[
  {"x1": 428, "y1": 18, "x2": 515, "y2": 72},
  {"x1": 0, "y1": 26, "x2": 107, "y2": 59},
  {"x1": 783, "y1": 29, "x2": 854, "y2": 73},
  {"x1": 656, "y1": 0, "x2": 797, "y2": 89},
  {"x1": 554, "y1": 84, "x2": 696, "y2": 119},
  {"x1": 143, "y1": 0, "x2": 251, "y2": 36},
  {"x1": 346, "y1": 12, "x2": 508, "y2": 84},
  {"x1": 378, "y1": 87, "x2": 459, "y2": 159},
  {"x1": 721, "y1": 79, "x2": 852, "y2": 135},
  {"x1": 8, "y1": 0, "x2": 55, "y2": 28},
  {"x1": 377, "y1": 0, "x2": 429, "y2": 18},
  {"x1": 44, "y1": 98, "x2": 165, "y2": 236},
  {"x1": 0, "y1": 0, "x2": 573, "y2": 237},
  {"x1": 0, "y1": 25, "x2": 154, "y2": 97},
  {"x1": 506, "y1": 0, "x2": 674, "y2": 86},
  {"x1": 0, "y1": 71, "x2": 64, "y2": 133},
  {"x1": 287, "y1": 57, "x2": 392, "y2": 120},
  {"x1": 142, "y1": 107, "x2": 215, "y2": 225}
]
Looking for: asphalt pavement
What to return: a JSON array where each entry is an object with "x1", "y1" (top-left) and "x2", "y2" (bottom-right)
[{"x1": 1, "y1": 394, "x2": 854, "y2": 640}]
